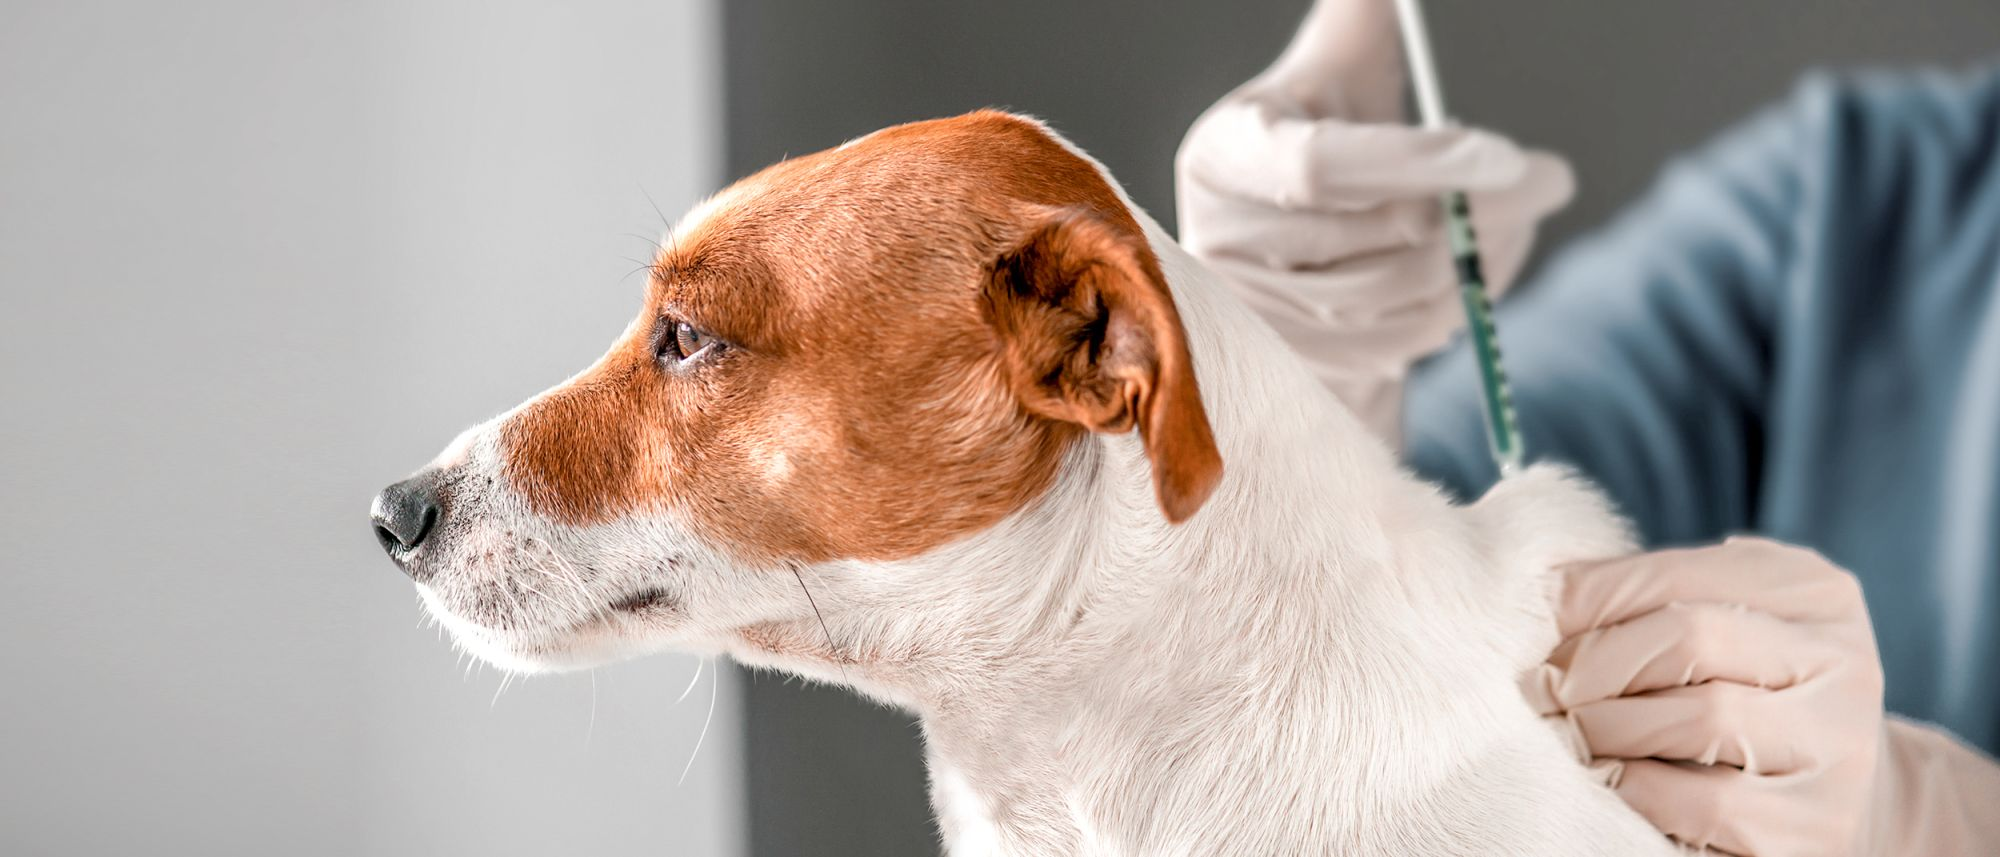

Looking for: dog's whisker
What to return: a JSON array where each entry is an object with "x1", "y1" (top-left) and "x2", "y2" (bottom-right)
[
  {"x1": 675, "y1": 657, "x2": 704, "y2": 705},
  {"x1": 514, "y1": 558, "x2": 595, "y2": 627},
  {"x1": 639, "y1": 184, "x2": 673, "y2": 235},
  {"x1": 527, "y1": 540, "x2": 616, "y2": 628},
  {"x1": 660, "y1": 212, "x2": 685, "y2": 282},
  {"x1": 791, "y1": 564, "x2": 848, "y2": 682},
  {"x1": 545, "y1": 557, "x2": 611, "y2": 625},
  {"x1": 508, "y1": 568, "x2": 569, "y2": 616},
  {"x1": 490, "y1": 575, "x2": 531, "y2": 635},
  {"x1": 621, "y1": 231, "x2": 673, "y2": 257},
  {"x1": 678, "y1": 656, "x2": 718, "y2": 786},
  {"x1": 618, "y1": 262, "x2": 661, "y2": 286},
  {"x1": 490, "y1": 672, "x2": 507, "y2": 708},
  {"x1": 514, "y1": 540, "x2": 584, "y2": 617}
]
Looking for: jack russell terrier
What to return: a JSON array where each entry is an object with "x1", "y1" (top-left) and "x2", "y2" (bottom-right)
[{"x1": 372, "y1": 111, "x2": 1673, "y2": 856}]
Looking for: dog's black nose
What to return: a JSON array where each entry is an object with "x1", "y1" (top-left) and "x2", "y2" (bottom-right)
[{"x1": 372, "y1": 475, "x2": 443, "y2": 569}]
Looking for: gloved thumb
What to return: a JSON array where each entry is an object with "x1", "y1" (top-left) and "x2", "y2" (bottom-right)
[
  {"x1": 1181, "y1": 104, "x2": 1532, "y2": 211},
  {"x1": 1263, "y1": 0, "x2": 1407, "y2": 122}
]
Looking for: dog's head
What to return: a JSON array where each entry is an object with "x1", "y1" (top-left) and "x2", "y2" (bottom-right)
[{"x1": 371, "y1": 111, "x2": 1222, "y2": 673}]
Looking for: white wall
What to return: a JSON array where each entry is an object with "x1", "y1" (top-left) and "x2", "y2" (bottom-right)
[{"x1": 0, "y1": 2, "x2": 743, "y2": 855}]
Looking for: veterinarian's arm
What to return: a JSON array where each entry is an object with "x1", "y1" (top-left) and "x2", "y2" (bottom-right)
[
  {"x1": 1531, "y1": 539, "x2": 2000, "y2": 855},
  {"x1": 1404, "y1": 69, "x2": 2000, "y2": 852},
  {"x1": 1175, "y1": 0, "x2": 1572, "y2": 444}
]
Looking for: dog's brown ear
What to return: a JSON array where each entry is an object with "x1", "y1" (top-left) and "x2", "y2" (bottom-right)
[{"x1": 981, "y1": 207, "x2": 1223, "y2": 523}]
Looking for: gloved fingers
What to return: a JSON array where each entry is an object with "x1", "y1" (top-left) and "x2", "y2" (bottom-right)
[
  {"x1": 1178, "y1": 102, "x2": 1531, "y2": 211},
  {"x1": 1612, "y1": 759, "x2": 1762, "y2": 857},
  {"x1": 1218, "y1": 246, "x2": 1474, "y2": 375},
  {"x1": 1555, "y1": 537, "x2": 1870, "y2": 638},
  {"x1": 1582, "y1": 755, "x2": 1624, "y2": 789},
  {"x1": 1183, "y1": 148, "x2": 1572, "y2": 287},
  {"x1": 1547, "y1": 601, "x2": 1826, "y2": 710},
  {"x1": 1228, "y1": 262, "x2": 1464, "y2": 378},
  {"x1": 1521, "y1": 663, "x2": 1567, "y2": 716},
  {"x1": 1535, "y1": 708, "x2": 1599, "y2": 769},
  {"x1": 1179, "y1": 181, "x2": 1438, "y2": 269},
  {"x1": 1211, "y1": 239, "x2": 1457, "y2": 319},
  {"x1": 1468, "y1": 150, "x2": 1576, "y2": 232},
  {"x1": 1462, "y1": 151, "x2": 1575, "y2": 297},
  {"x1": 1568, "y1": 681, "x2": 1826, "y2": 774},
  {"x1": 1472, "y1": 219, "x2": 1538, "y2": 303}
]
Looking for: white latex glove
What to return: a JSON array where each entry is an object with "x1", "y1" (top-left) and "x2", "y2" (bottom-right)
[
  {"x1": 1174, "y1": 0, "x2": 1573, "y2": 443},
  {"x1": 1527, "y1": 536, "x2": 2000, "y2": 855},
  {"x1": 1863, "y1": 715, "x2": 2000, "y2": 856}
]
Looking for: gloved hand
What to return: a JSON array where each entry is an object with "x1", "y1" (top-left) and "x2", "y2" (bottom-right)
[
  {"x1": 1174, "y1": 0, "x2": 1573, "y2": 443},
  {"x1": 1528, "y1": 536, "x2": 2000, "y2": 855}
]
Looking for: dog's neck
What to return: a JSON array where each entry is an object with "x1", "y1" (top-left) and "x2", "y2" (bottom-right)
[{"x1": 772, "y1": 220, "x2": 1568, "y2": 852}]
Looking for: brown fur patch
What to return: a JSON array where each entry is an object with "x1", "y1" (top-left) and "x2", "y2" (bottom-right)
[{"x1": 499, "y1": 111, "x2": 1218, "y2": 566}]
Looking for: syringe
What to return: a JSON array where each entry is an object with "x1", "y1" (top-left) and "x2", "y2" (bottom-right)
[{"x1": 1391, "y1": 0, "x2": 1524, "y2": 474}]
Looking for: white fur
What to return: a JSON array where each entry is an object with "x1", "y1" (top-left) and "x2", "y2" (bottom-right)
[{"x1": 408, "y1": 121, "x2": 1675, "y2": 855}]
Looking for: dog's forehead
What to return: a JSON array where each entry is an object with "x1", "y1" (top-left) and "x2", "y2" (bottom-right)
[
  {"x1": 670, "y1": 112, "x2": 1138, "y2": 279},
  {"x1": 792, "y1": 110, "x2": 1122, "y2": 213}
]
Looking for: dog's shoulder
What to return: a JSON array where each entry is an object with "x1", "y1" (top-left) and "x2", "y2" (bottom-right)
[
  {"x1": 1468, "y1": 462, "x2": 1637, "y2": 571},
  {"x1": 1458, "y1": 463, "x2": 1637, "y2": 671}
]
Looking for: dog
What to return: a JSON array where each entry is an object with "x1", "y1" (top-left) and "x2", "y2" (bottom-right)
[{"x1": 371, "y1": 111, "x2": 1674, "y2": 856}]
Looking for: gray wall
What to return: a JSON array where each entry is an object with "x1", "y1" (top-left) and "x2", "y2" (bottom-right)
[
  {"x1": 0, "y1": 2, "x2": 743, "y2": 855},
  {"x1": 722, "y1": 2, "x2": 2000, "y2": 855}
]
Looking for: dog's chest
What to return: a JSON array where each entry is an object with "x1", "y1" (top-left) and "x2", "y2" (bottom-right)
[{"x1": 927, "y1": 658, "x2": 1670, "y2": 857}]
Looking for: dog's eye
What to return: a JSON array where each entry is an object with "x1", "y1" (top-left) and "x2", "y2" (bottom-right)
[{"x1": 658, "y1": 319, "x2": 720, "y2": 364}]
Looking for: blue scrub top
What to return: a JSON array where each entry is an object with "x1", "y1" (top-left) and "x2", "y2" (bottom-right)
[{"x1": 1406, "y1": 65, "x2": 2000, "y2": 752}]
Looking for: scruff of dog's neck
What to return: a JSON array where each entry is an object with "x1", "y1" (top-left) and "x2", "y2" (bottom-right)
[{"x1": 732, "y1": 213, "x2": 1645, "y2": 855}]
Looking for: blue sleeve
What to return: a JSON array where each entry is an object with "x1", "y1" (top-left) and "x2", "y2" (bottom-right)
[
  {"x1": 1406, "y1": 66, "x2": 2000, "y2": 748},
  {"x1": 1403, "y1": 90, "x2": 1806, "y2": 547}
]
